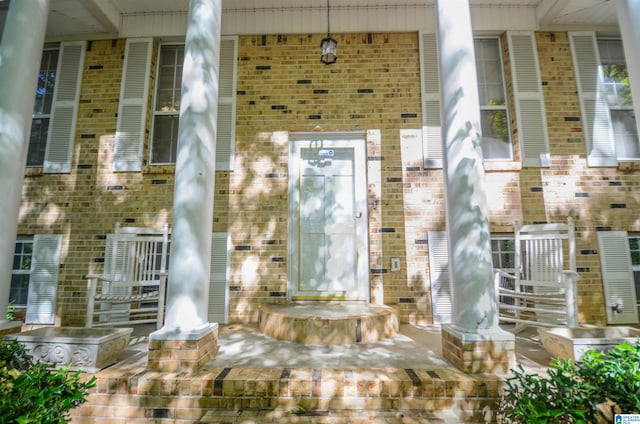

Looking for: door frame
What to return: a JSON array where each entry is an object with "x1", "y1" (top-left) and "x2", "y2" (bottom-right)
[{"x1": 287, "y1": 131, "x2": 370, "y2": 302}]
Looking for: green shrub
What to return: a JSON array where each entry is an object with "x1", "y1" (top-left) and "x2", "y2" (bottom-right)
[
  {"x1": 499, "y1": 340, "x2": 640, "y2": 423},
  {"x1": 0, "y1": 340, "x2": 96, "y2": 424}
]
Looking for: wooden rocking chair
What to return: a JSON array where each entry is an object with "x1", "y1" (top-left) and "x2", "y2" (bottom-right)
[
  {"x1": 85, "y1": 223, "x2": 169, "y2": 328},
  {"x1": 494, "y1": 217, "x2": 580, "y2": 328}
]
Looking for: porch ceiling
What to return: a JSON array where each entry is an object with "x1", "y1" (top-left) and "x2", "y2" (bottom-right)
[{"x1": 43, "y1": 0, "x2": 619, "y2": 38}]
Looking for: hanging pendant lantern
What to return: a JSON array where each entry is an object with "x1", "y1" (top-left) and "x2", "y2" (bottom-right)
[{"x1": 320, "y1": 0, "x2": 337, "y2": 64}]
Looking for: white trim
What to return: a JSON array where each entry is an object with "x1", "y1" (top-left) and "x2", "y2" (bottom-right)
[{"x1": 287, "y1": 132, "x2": 370, "y2": 302}]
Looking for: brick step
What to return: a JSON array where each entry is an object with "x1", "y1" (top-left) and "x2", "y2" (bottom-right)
[{"x1": 71, "y1": 366, "x2": 504, "y2": 423}]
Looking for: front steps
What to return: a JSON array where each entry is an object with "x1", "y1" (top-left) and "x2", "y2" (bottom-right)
[
  {"x1": 71, "y1": 365, "x2": 503, "y2": 423},
  {"x1": 258, "y1": 302, "x2": 399, "y2": 344}
]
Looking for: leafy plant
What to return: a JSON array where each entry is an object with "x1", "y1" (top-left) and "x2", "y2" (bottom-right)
[
  {"x1": 0, "y1": 340, "x2": 96, "y2": 424},
  {"x1": 499, "y1": 340, "x2": 640, "y2": 423},
  {"x1": 5, "y1": 302, "x2": 15, "y2": 321}
]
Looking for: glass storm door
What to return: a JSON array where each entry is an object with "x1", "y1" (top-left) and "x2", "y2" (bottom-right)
[{"x1": 288, "y1": 134, "x2": 369, "y2": 301}]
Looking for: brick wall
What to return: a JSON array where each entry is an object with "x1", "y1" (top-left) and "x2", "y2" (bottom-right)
[{"x1": 16, "y1": 31, "x2": 640, "y2": 326}]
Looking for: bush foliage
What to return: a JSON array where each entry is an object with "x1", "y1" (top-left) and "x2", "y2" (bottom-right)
[
  {"x1": 0, "y1": 340, "x2": 96, "y2": 424},
  {"x1": 499, "y1": 340, "x2": 640, "y2": 423}
]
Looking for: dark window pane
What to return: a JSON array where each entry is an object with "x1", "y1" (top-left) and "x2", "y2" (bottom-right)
[
  {"x1": 9, "y1": 274, "x2": 30, "y2": 306},
  {"x1": 27, "y1": 118, "x2": 49, "y2": 166},
  {"x1": 151, "y1": 115, "x2": 180, "y2": 163},
  {"x1": 34, "y1": 50, "x2": 58, "y2": 115}
]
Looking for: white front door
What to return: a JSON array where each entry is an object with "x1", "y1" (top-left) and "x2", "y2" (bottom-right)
[{"x1": 288, "y1": 133, "x2": 369, "y2": 301}]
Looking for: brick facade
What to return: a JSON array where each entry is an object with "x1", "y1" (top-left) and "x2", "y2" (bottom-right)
[{"x1": 16, "y1": 31, "x2": 640, "y2": 327}]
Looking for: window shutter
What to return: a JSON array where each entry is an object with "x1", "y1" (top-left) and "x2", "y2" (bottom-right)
[
  {"x1": 208, "y1": 232, "x2": 231, "y2": 323},
  {"x1": 569, "y1": 32, "x2": 617, "y2": 167},
  {"x1": 507, "y1": 32, "x2": 550, "y2": 167},
  {"x1": 428, "y1": 231, "x2": 451, "y2": 324},
  {"x1": 43, "y1": 41, "x2": 86, "y2": 173},
  {"x1": 420, "y1": 33, "x2": 442, "y2": 168},
  {"x1": 114, "y1": 38, "x2": 153, "y2": 172},
  {"x1": 597, "y1": 231, "x2": 639, "y2": 324},
  {"x1": 25, "y1": 234, "x2": 62, "y2": 324},
  {"x1": 216, "y1": 37, "x2": 237, "y2": 171}
]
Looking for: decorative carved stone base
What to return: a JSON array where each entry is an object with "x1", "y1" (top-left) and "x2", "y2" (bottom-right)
[
  {"x1": 148, "y1": 323, "x2": 218, "y2": 373},
  {"x1": 441, "y1": 325, "x2": 516, "y2": 374},
  {"x1": 4, "y1": 327, "x2": 132, "y2": 373}
]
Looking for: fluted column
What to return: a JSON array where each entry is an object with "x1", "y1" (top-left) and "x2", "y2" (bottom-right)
[{"x1": 0, "y1": 0, "x2": 50, "y2": 330}]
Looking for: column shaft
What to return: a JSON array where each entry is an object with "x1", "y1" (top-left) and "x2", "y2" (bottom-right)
[
  {"x1": 435, "y1": 0, "x2": 498, "y2": 331},
  {"x1": 0, "y1": 0, "x2": 50, "y2": 326},
  {"x1": 162, "y1": 0, "x2": 221, "y2": 332}
]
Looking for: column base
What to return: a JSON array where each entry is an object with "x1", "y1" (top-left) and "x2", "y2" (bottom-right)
[
  {"x1": 441, "y1": 324, "x2": 516, "y2": 374},
  {"x1": 148, "y1": 323, "x2": 218, "y2": 373}
]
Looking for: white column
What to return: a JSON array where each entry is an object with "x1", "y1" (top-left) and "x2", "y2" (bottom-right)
[
  {"x1": 617, "y1": 0, "x2": 640, "y2": 139},
  {"x1": 0, "y1": 0, "x2": 50, "y2": 328},
  {"x1": 435, "y1": 0, "x2": 501, "y2": 333},
  {"x1": 153, "y1": 0, "x2": 221, "y2": 336}
]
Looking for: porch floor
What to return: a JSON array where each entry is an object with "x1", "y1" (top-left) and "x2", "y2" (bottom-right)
[{"x1": 119, "y1": 323, "x2": 550, "y2": 371}]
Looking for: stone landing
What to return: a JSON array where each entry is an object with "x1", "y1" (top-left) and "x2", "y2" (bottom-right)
[{"x1": 258, "y1": 302, "x2": 399, "y2": 345}]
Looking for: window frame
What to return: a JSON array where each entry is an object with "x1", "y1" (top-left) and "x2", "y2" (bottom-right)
[
  {"x1": 627, "y1": 234, "x2": 640, "y2": 306},
  {"x1": 597, "y1": 37, "x2": 639, "y2": 161},
  {"x1": 10, "y1": 237, "x2": 34, "y2": 308},
  {"x1": 149, "y1": 42, "x2": 185, "y2": 165},
  {"x1": 28, "y1": 47, "x2": 60, "y2": 167},
  {"x1": 491, "y1": 235, "x2": 516, "y2": 273},
  {"x1": 474, "y1": 36, "x2": 513, "y2": 161}
]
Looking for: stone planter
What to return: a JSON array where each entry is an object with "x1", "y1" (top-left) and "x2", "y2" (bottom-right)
[
  {"x1": 538, "y1": 326, "x2": 640, "y2": 361},
  {"x1": 4, "y1": 327, "x2": 132, "y2": 373}
]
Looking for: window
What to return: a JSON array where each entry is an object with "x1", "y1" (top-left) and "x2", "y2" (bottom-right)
[
  {"x1": 143, "y1": 38, "x2": 237, "y2": 169},
  {"x1": 598, "y1": 39, "x2": 638, "y2": 160},
  {"x1": 150, "y1": 44, "x2": 184, "y2": 164},
  {"x1": 475, "y1": 38, "x2": 512, "y2": 160},
  {"x1": 27, "y1": 49, "x2": 59, "y2": 167},
  {"x1": 10, "y1": 238, "x2": 33, "y2": 308},
  {"x1": 491, "y1": 236, "x2": 516, "y2": 272},
  {"x1": 627, "y1": 235, "x2": 640, "y2": 306}
]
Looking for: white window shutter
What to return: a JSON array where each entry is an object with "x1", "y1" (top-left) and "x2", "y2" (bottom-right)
[
  {"x1": 507, "y1": 32, "x2": 550, "y2": 167},
  {"x1": 420, "y1": 33, "x2": 442, "y2": 168},
  {"x1": 597, "y1": 231, "x2": 639, "y2": 324},
  {"x1": 428, "y1": 231, "x2": 451, "y2": 324},
  {"x1": 25, "y1": 235, "x2": 63, "y2": 324},
  {"x1": 216, "y1": 37, "x2": 237, "y2": 171},
  {"x1": 44, "y1": 41, "x2": 86, "y2": 173},
  {"x1": 569, "y1": 32, "x2": 617, "y2": 167},
  {"x1": 208, "y1": 232, "x2": 230, "y2": 323},
  {"x1": 114, "y1": 38, "x2": 153, "y2": 172}
]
